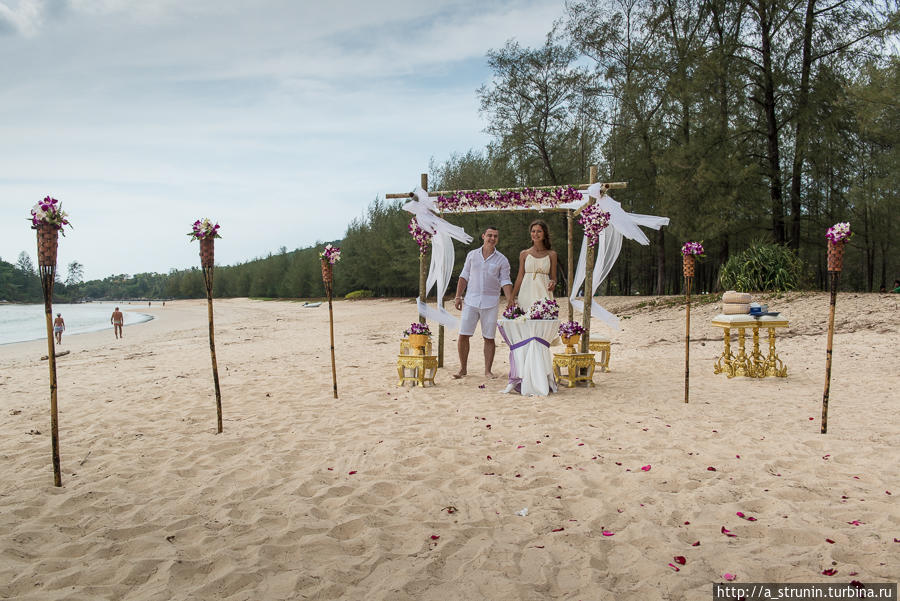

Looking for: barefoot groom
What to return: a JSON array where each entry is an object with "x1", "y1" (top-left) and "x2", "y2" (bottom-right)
[{"x1": 453, "y1": 226, "x2": 514, "y2": 379}]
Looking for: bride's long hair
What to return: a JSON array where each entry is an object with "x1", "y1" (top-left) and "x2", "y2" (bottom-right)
[{"x1": 529, "y1": 219, "x2": 551, "y2": 250}]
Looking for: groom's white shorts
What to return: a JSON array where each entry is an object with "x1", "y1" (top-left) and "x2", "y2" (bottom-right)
[{"x1": 459, "y1": 304, "x2": 500, "y2": 339}]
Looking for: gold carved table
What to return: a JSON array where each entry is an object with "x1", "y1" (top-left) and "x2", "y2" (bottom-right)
[
  {"x1": 711, "y1": 314, "x2": 789, "y2": 378},
  {"x1": 397, "y1": 354, "x2": 438, "y2": 387},
  {"x1": 552, "y1": 353, "x2": 596, "y2": 387},
  {"x1": 588, "y1": 339, "x2": 611, "y2": 373}
]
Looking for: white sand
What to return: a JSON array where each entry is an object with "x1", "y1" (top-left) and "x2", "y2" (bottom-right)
[{"x1": 0, "y1": 293, "x2": 897, "y2": 600}]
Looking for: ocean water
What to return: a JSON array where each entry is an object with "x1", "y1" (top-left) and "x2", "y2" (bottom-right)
[{"x1": 0, "y1": 303, "x2": 154, "y2": 345}]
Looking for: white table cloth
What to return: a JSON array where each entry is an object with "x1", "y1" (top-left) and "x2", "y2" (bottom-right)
[{"x1": 497, "y1": 319, "x2": 559, "y2": 396}]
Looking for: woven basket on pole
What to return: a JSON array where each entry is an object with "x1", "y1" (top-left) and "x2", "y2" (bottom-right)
[
  {"x1": 37, "y1": 224, "x2": 59, "y2": 267},
  {"x1": 826, "y1": 241, "x2": 845, "y2": 272},
  {"x1": 682, "y1": 254, "x2": 695, "y2": 278},
  {"x1": 200, "y1": 237, "x2": 215, "y2": 267}
]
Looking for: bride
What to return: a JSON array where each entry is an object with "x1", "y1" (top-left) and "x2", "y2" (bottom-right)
[{"x1": 511, "y1": 220, "x2": 558, "y2": 312}]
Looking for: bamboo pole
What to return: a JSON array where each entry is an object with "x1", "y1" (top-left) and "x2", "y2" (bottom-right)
[
  {"x1": 567, "y1": 210, "x2": 574, "y2": 322},
  {"x1": 202, "y1": 266, "x2": 223, "y2": 432},
  {"x1": 327, "y1": 286, "x2": 338, "y2": 400},
  {"x1": 821, "y1": 270, "x2": 839, "y2": 433},
  {"x1": 40, "y1": 263, "x2": 62, "y2": 486},
  {"x1": 580, "y1": 166, "x2": 598, "y2": 355},
  {"x1": 684, "y1": 273, "x2": 693, "y2": 404},
  {"x1": 419, "y1": 173, "x2": 428, "y2": 327}
]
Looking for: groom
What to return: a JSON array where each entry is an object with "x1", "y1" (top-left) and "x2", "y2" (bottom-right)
[{"x1": 453, "y1": 226, "x2": 513, "y2": 379}]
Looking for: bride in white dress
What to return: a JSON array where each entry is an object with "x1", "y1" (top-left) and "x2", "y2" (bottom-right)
[{"x1": 511, "y1": 220, "x2": 558, "y2": 313}]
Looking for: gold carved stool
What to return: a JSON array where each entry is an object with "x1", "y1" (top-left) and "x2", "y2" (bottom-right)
[
  {"x1": 552, "y1": 353, "x2": 596, "y2": 388},
  {"x1": 588, "y1": 339, "x2": 611, "y2": 373},
  {"x1": 397, "y1": 354, "x2": 438, "y2": 387}
]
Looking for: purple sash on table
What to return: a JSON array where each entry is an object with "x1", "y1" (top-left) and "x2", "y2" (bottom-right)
[{"x1": 498, "y1": 324, "x2": 550, "y2": 393}]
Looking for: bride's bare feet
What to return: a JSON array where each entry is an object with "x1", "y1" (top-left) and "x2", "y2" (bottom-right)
[{"x1": 452, "y1": 371, "x2": 467, "y2": 379}]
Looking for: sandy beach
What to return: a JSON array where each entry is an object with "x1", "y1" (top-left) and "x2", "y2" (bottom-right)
[{"x1": 0, "y1": 293, "x2": 897, "y2": 600}]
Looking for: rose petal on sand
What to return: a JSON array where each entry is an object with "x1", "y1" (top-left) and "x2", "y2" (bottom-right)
[
  {"x1": 601, "y1": 531, "x2": 615, "y2": 536},
  {"x1": 721, "y1": 526, "x2": 737, "y2": 537},
  {"x1": 707, "y1": 467, "x2": 717, "y2": 471},
  {"x1": 826, "y1": 539, "x2": 835, "y2": 544},
  {"x1": 736, "y1": 512, "x2": 745, "y2": 518},
  {"x1": 551, "y1": 527, "x2": 565, "y2": 532},
  {"x1": 667, "y1": 563, "x2": 680, "y2": 572},
  {"x1": 430, "y1": 535, "x2": 440, "y2": 540},
  {"x1": 673, "y1": 556, "x2": 686, "y2": 565},
  {"x1": 517, "y1": 445, "x2": 525, "y2": 449},
  {"x1": 736, "y1": 455, "x2": 741, "y2": 459},
  {"x1": 486, "y1": 455, "x2": 492, "y2": 460},
  {"x1": 723, "y1": 573, "x2": 736, "y2": 581},
  {"x1": 684, "y1": 521, "x2": 690, "y2": 525},
  {"x1": 691, "y1": 541, "x2": 700, "y2": 546},
  {"x1": 641, "y1": 465, "x2": 651, "y2": 471},
  {"x1": 821, "y1": 569, "x2": 837, "y2": 576},
  {"x1": 847, "y1": 520, "x2": 863, "y2": 526},
  {"x1": 478, "y1": 384, "x2": 486, "y2": 389},
  {"x1": 348, "y1": 471, "x2": 357, "y2": 475}
]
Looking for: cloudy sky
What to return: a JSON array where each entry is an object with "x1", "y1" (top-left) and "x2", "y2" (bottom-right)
[{"x1": 1, "y1": 0, "x2": 566, "y2": 281}]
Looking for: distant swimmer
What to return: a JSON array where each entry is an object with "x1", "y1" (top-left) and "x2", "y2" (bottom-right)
[
  {"x1": 53, "y1": 313, "x2": 65, "y2": 344},
  {"x1": 111, "y1": 306, "x2": 124, "y2": 339}
]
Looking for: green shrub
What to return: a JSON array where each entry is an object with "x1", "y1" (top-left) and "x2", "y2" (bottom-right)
[
  {"x1": 345, "y1": 289, "x2": 374, "y2": 300},
  {"x1": 718, "y1": 241, "x2": 803, "y2": 292}
]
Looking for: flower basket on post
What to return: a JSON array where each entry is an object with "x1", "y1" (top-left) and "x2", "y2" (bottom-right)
[
  {"x1": 319, "y1": 245, "x2": 341, "y2": 399},
  {"x1": 821, "y1": 223, "x2": 851, "y2": 434},
  {"x1": 189, "y1": 219, "x2": 223, "y2": 433},
  {"x1": 30, "y1": 196, "x2": 70, "y2": 486},
  {"x1": 681, "y1": 242, "x2": 704, "y2": 404}
]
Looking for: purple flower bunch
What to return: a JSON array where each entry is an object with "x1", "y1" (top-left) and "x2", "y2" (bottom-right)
[
  {"x1": 404, "y1": 322, "x2": 432, "y2": 336},
  {"x1": 826, "y1": 222, "x2": 852, "y2": 244},
  {"x1": 29, "y1": 196, "x2": 71, "y2": 234},
  {"x1": 435, "y1": 186, "x2": 581, "y2": 212},
  {"x1": 529, "y1": 298, "x2": 560, "y2": 320},
  {"x1": 408, "y1": 217, "x2": 432, "y2": 255},
  {"x1": 319, "y1": 244, "x2": 342, "y2": 264},
  {"x1": 502, "y1": 304, "x2": 526, "y2": 320},
  {"x1": 188, "y1": 218, "x2": 221, "y2": 241},
  {"x1": 681, "y1": 241, "x2": 705, "y2": 257},
  {"x1": 558, "y1": 320, "x2": 585, "y2": 338},
  {"x1": 578, "y1": 204, "x2": 611, "y2": 246}
]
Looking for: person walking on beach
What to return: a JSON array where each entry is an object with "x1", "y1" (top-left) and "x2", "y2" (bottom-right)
[
  {"x1": 111, "y1": 306, "x2": 124, "y2": 339},
  {"x1": 53, "y1": 313, "x2": 65, "y2": 344},
  {"x1": 511, "y1": 219, "x2": 558, "y2": 312},
  {"x1": 453, "y1": 226, "x2": 514, "y2": 379}
]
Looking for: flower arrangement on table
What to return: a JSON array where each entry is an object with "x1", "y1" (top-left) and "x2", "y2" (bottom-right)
[
  {"x1": 529, "y1": 298, "x2": 560, "y2": 320},
  {"x1": 408, "y1": 217, "x2": 433, "y2": 255},
  {"x1": 188, "y1": 218, "x2": 221, "y2": 241},
  {"x1": 558, "y1": 321, "x2": 585, "y2": 338},
  {"x1": 502, "y1": 304, "x2": 527, "y2": 320},
  {"x1": 826, "y1": 222, "x2": 852, "y2": 244},
  {"x1": 319, "y1": 244, "x2": 342, "y2": 264},
  {"x1": 435, "y1": 186, "x2": 581, "y2": 212},
  {"x1": 29, "y1": 196, "x2": 71, "y2": 234},
  {"x1": 578, "y1": 204, "x2": 611, "y2": 246},
  {"x1": 681, "y1": 241, "x2": 705, "y2": 257},
  {"x1": 403, "y1": 322, "x2": 432, "y2": 337}
]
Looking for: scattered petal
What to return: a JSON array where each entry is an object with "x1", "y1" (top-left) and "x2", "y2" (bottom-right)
[
  {"x1": 486, "y1": 455, "x2": 492, "y2": 460},
  {"x1": 723, "y1": 573, "x2": 736, "y2": 581},
  {"x1": 532, "y1": 545, "x2": 544, "y2": 549},
  {"x1": 327, "y1": 467, "x2": 333, "y2": 471},
  {"x1": 683, "y1": 521, "x2": 691, "y2": 525},
  {"x1": 821, "y1": 569, "x2": 837, "y2": 576},
  {"x1": 847, "y1": 520, "x2": 863, "y2": 526},
  {"x1": 517, "y1": 445, "x2": 525, "y2": 449},
  {"x1": 673, "y1": 556, "x2": 686, "y2": 565},
  {"x1": 721, "y1": 526, "x2": 737, "y2": 537},
  {"x1": 667, "y1": 563, "x2": 680, "y2": 572},
  {"x1": 430, "y1": 535, "x2": 440, "y2": 540},
  {"x1": 615, "y1": 462, "x2": 622, "y2": 466},
  {"x1": 736, "y1": 455, "x2": 741, "y2": 459},
  {"x1": 551, "y1": 527, "x2": 565, "y2": 533},
  {"x1": 601, "y1": 530, "x2": 615, "y2": 536},
  {"x1": 849, "y1": 572, "x2": 858, "y2": 576},
  {"x1": 886, "y1": 491, "x2": 892, "y2": 495},
  {"x1": 826, "y1": 539, "x2": 835, "y2": 544},
  {"x1": 707, "y1": 467, "x2": 717, "y2": 471},
  {"x1": 691, "y1": 541, "x2": 700, "y2": 547},
  {"x1": 893, "y1": 538, "x2": 900, "y2": 543},
  {"x1": 348, "y1": 471, "x2": 357, "y2": 475},
  {"x1": 641, "y1": 465, "x2": 651, "y2": 472},
  {"x1": 478, "y1": 384, "x2": 486, "y2": 389}
]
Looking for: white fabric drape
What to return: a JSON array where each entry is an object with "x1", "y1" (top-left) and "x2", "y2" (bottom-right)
[
  {"x1": 403, "y1": 187, "x2": 473, "y2": 329},
  {"x1": 498, "y1": 319, "x2": 559, "y2": 396},
  {"x1": 569, "y1": 186, "x2": 670, "y2": 330}
]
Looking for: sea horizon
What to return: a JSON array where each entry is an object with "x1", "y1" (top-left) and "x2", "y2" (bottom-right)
[{"x1": 0, "y1": 302, "x2": 154, "y2": 345}]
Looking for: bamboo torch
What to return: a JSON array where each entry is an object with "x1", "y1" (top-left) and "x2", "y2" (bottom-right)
[
  {"x1": 320, "y1": 245, "x2": 341, "y2": 399},
  {"x1": 683, "y1": 254, "x2": 695, "y2": 404},
  {"x1": 821, "y1": 224, "x2": 849, "y2": 434},
  {"x1": 37, "y1": 219, "x2": 63, "y2": 486},
  {"x1": 199, "y1": 233, "x2": 223, "y2": 433}
]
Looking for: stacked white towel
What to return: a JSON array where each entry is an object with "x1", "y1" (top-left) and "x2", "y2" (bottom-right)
[{"x1": 722, "y1": 290, "x2": 751, "y2": 314}]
